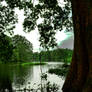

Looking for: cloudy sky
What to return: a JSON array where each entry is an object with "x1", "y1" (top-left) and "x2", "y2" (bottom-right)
[{"x1": 58, "y1": 34, "x2": 74, "y2": 49}]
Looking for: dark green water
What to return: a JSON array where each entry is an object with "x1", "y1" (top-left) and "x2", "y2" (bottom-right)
[{"x1": 0, "y1": 62, "x2": 64, "y2": 92}]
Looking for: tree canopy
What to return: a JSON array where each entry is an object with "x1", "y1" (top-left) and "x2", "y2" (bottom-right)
[
  {"x1": 0, "y1": 0, "x2": 72, "y2": 50},
  {"x1": 12, "y1": 35, "x2": 33, "y2": 62},
  {"x1": 23, "y1": 0, "x2": 73, "y2": 49},
  {"x1": 0, "y1": 1, "x2": 17, "y2": 35}
]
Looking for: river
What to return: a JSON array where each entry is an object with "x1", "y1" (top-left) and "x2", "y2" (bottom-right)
[{"x1": 0, "y1": 62, "x2": 65, "y2": 92}]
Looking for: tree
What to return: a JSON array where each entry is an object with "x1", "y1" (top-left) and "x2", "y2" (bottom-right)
[
  {"x1": 62, "y1": 0, "x2": 92, "y2": 92},
  {"x1": 33, "y1": 52, "x2": 39, "y2": 61},
  {"x1": 0, "y1": 33, "x2": 13, "y2": 62},
  {"x1": 0, "y1": 1, "x2": 17, "y2": 34},
  {"x1": 0, "y1": 1, "x2": 17, "y2": 62},
  {"x1": 22, "y1": 0, "x2": 72, "y2": 49},
  {"x1": 12, "y1": 35, "x2": 33, "y2": 62}
]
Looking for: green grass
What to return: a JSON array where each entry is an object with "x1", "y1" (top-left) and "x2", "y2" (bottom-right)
[
  {"x1": 21, "y1": 62, "x2": 47, "y2": 66},
  {"x1": 0, "y1": 61, "x2": 47, "y2": 66}
]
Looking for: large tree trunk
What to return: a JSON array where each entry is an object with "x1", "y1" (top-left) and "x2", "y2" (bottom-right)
[{"x1": 62, "y1": 0, "x2": 92, "y2": 92}]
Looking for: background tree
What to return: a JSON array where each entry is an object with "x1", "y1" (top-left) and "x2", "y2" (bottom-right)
[
  {"x1": 33, "y1": 52, "x2": 39, "y2": 61},
  {"x1": 0, "y1": 33, "x2": 13, "y2": 63},
  {"x1": 32, "y1": 48, "x2": 72, "y2": 62},
  {"x1": 12, "y1": 35, "x2": 33, "y2": 62}
]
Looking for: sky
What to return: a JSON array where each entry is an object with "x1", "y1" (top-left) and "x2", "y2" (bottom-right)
[{"x1": 13, "y1": 8, "x2": 74, "y2": 52}]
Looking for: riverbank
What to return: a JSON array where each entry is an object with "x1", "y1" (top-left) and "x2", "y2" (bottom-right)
[
  {"x1": 21, "y1": 62, "x2": 47, "y2": 66},
  {"x1": 0, "y1": 61, "x2": 47, "y2": 66}
]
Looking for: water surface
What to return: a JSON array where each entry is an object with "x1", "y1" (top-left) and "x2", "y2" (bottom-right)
[{"x1": 0, "y1": 62, "x2": 64, "y2": 92}]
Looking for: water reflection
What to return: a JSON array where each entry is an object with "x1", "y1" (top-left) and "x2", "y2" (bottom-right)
[
  {"x1": 0, "y1": 64, "x2": 13, "y2": 92},
  {"x1": 0, "y1": 62, "x2": 64, "y2": 91},
  {"x1": 12, "y1": 65, "x2": 32, "y2": 89}
]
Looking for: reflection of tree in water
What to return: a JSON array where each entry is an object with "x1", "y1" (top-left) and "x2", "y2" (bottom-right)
[
  {"x1": 0, "y1": 64, "x2": 31, "y2": 91},
  {"x1": 0, "y1": 64, "x2": 13, "y2": 92},
  {"x1": 13, "y1": 65, "x2": 33, "y2": 88},
  {"x1": 0, "y1": 64, "x2": 60, "y2": 92}
]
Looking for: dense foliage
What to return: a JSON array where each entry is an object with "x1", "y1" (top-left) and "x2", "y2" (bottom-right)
[
  {"x1": 0, "y1": 1, "x2": 17, "y2": 34},
  {"x1": 0, "y1": 33, "x2": 13, "y2": 62},
  {"x1": 0, "y1": 0, "x2": 72, "y2": 50},
  {"x1": 22, "y1": 0, "x2": 72, "y2": 49},
  {"x1": 12, "y1": 35, "x2": 33, "y2": 62},
  {"x1": 0, "y1": 34, "x2": 33, "y2": 63}
]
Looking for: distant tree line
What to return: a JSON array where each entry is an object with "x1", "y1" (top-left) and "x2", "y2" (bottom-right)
[
  {"x1": 0, "y1": 33, "x2": 72, "y2": 63},
  {"x1": 33, "y1": 48, "x2": 73, "y2": 62}
]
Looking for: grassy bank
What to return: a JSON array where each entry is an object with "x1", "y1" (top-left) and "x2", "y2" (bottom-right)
[
  {"x1": 0, "y1": 61, "x2": 47, "y2": 66},
  {"x1": 21, "y1": 62, "x2": 47, "y2": 66}
]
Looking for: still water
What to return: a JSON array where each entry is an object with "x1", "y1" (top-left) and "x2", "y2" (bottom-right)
[{"x1": 0, "y1": 62, "x2": 64, "y2": 92}]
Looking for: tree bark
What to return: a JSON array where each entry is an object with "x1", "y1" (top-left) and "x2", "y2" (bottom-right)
[{"x1": 62, "y1": 0, "x2": 92, "y2": 92}]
